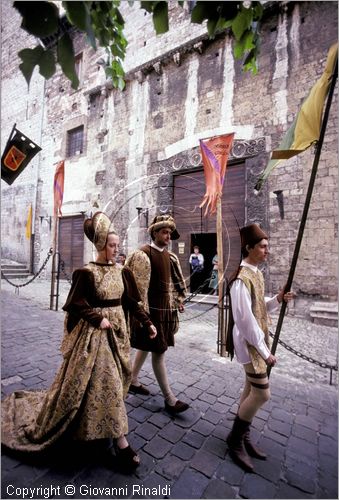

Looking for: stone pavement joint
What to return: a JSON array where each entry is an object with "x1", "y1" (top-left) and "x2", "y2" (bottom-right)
[{"x1": 1, "y1": 284, "x2": 338, "y2": 499}]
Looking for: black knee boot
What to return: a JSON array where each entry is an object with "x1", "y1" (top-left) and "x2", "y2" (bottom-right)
[
  {"x1": 226, "y1": 416, "x2": 254, "y2": 472},
  {"x1": 244, "y1": 426, "x2": 267, "y2": 460}
]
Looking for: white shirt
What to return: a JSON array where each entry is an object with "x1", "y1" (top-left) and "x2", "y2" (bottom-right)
[
  {"x1": 150, "y1": 242, "x2": 165, "y2": 252},
  {"x1": 189, "y1": 253, "x2": 204, "y2": 265},
  {"x1": 230, "y1": 261, "x2": 280, "y2": 364}
]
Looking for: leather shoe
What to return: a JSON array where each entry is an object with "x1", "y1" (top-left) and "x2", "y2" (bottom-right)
[
  {"x1": 164, "y1": 400, "x2": 189, "y2": 415},
  {"x1": 128, "y1": 384, "x2": 150, "y2": 396}
]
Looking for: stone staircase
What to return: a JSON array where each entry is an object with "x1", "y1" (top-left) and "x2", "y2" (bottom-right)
[
  {"x1": 1, "y1": 260, "x2": 31, "y2": 280},
  {"x1": 310, "y1": 301, "x2": 338, "y2": 327}
]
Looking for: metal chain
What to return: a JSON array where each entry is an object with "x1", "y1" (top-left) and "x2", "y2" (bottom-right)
[
  {"x1": 1, "y1": 248, "x2": 53, "y2": 291},
  {"x1": 269, "y1": 331, "x2": 338, "y2": 371},
  {"x1": 181, "y1": 273, "x2": 219, "y2": 321},
  {"x1": 181, "y1": 302, "x2": 217, "y2": 322},
  {"x1": 183, "y1": 274, "x2": 214, "y2": 304},
  {"x1": 59, "y1": 257, "x2": 72, "y2": 284}
]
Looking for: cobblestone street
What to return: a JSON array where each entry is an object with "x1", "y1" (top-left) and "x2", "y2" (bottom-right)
[{"x1": 1, "y1": 279, "x2": 338, "y2": 499}]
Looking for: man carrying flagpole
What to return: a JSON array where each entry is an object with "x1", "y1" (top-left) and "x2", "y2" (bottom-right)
[{"x1": 225, "y1": 224, "x2": 294, "y2": 472}]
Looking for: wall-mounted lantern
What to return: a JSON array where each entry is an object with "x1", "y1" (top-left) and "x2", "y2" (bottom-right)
[
  {"x1": 136, "y1": 207, "x2": 149, "y2": 228},
  {"x1": 273, "y1": 190, "x2": 284, "y2": 220},
  {"x1": 39, "y1": 215, "x2": 52, "y2": 230}
]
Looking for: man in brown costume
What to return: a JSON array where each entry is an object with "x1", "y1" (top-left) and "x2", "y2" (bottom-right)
[
  {"x1": 126, "y1": 214, "x2": 190, "y2": 415},
  {"x1": 226, "y1": 223, "x2": 294, "y2": 472}
]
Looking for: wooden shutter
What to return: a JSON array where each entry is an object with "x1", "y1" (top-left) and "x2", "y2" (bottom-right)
[{"x1": 58, "y1": 214, "x2": 85, "y2": 276}]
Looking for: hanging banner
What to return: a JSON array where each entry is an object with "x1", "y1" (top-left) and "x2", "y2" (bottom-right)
[
  {"x1": 1, "y1": 124, "x2": 41, "y2": 185},
  {"x1": 53, "y1": 160, "x2": 65, "y2": 217},
  {"x1": 25, "y1": 204, "x2": 32, "y2": 240},
  {"x1": 199, "y1": 133, "x2": 235, "y2": 216}
]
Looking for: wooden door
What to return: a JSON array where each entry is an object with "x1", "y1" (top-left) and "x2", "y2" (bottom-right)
[
  {"x1": 172, "y1": 162, "x2": 245, "y2": 283},
  {"x1": 58, "y1": 214, "x2": 85, "y2": 276}
]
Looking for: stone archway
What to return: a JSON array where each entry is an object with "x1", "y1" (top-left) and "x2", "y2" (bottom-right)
[
  {"x1": 150, "y1": 137, "x2": 269, "y2": 227},
  {"x1": 148, "y1": 137, "x2": 270, "y2": 281}
]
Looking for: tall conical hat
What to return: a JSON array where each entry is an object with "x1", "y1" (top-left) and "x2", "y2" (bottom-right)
[{"x1": 84, "y1": 211, "x2": 114, "y2": 250}]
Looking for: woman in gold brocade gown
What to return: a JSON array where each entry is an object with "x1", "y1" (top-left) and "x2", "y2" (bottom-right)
[{"x1": 1, "y1": 212, "x2": 156, "y2": 472}]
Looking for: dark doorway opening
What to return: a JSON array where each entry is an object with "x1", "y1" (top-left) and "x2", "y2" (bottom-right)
[{"x1": 189, "y1": 233, "x2": 217, "y2": 293}]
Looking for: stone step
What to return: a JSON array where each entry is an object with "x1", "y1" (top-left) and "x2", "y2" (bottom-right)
[
  {"x1": 1, "y1": 264, "x2": 27, "y2": 270},
  {"x1": 1, "y1": 261, "x2": 31, "y2": 280},
  {"x1": 1, "y1": 270, "x2": 31, "y2": 279},
  {"x1": 310, "y1": 301, "x2": 338, "y2": 327}
]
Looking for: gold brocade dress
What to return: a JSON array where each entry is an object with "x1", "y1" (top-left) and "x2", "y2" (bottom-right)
[{"x1": 1, "y1": 263, "x2": 151, "y2": 452}]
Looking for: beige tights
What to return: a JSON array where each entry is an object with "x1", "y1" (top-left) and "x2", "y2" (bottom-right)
[
  {"x1": 131, "y1": 350, "x2": 177, "y2": 406},
  {"x1": 238, "y1": 363, "x2": 270, "y2": 422}
]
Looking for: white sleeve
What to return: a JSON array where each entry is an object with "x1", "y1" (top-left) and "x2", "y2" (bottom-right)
[
  {"x1": 199, "y1": 254, "x2": 204, "y2": 265},
  {"x1": 189, "y1": 254, "x2": 192, "y2": 264},
  {"x1": 265, "y1": 295, "x2": 280, "y2": 312},
  {"x1": 230, "y1": 279, "x2": 271, "y2": 360}
]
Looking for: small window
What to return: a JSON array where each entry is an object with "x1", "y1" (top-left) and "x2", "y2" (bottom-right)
[
  {"x1": 67, "y1": 125, "x2": 84, "y2": 157},
  {"x1": 74, "y1": 53, "x2": 83, "y2": 83}
]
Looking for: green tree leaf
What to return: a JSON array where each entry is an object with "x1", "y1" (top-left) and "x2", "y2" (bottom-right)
[
  {"x1": 153, "y1": 2, "x2": 169, "y2": 34},
  {"x1": 57, "y1": 33, "x2": 79, "y2": 89},
  {"x1": 84, "y1": 2, "x2": 97, "y2": 50},
  {"x1": 118, "y1": 77, "x2": 125, "y2": 90},
  {"x1": 140, "y1": 1, "x2": 155, "y2": 13},
  {"x1": 207, "y1": 17, "x2": 218, "y2": 37},
  {"x1": 191, "y1": 2, "x2": 211, "y2": 24},
  {"x1": 18, "y1": 46, "x2": 56, "y2": 85},
  {"x1": 110, "y1": 44, "x2": 125, "y2": 59},
  {"x1": 253, "y1": 2, "x2": 263, "y2": 20},
  {"x1": 18, "y1": 46, "x2": 44, "y2": 86},
  {"x1": 112, "y1": 59, "x2": 125, "y2": 77},
  {"x1": 231, "y1": 6, "x2": 253, "y2": 41},
  {"x1": 219, "y1": 1, "x2": 239, "y2": 21},
  {"x1": 115, "y1": 8, "x2": 125, "y2": 27},
  {"x1": 14, "y1": 0, "x2": 264, "y2": 91},
  {"x1": 38, "y1": 49, "x2": 56, "y2": 79},
  {"x1": 63, "y1": 1, "x2": 88, "y2": 31},
  {"x1": 14, "y1": 1, "x2": 59, "y2": 37}
]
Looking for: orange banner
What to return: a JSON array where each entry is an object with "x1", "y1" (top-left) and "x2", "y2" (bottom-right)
[
  {"x1": 199, "y1": 133, "x2": 234, "y2": 216},
  {"x1": 53, "y1": 160, "x2": 65, "y2": 217}
]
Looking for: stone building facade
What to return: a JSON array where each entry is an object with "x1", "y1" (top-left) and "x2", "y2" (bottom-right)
[{"x1": 1, "y1": 1, "x2": 337, "y2": 315}]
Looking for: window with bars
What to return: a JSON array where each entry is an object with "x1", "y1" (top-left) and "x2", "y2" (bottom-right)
[{"x1": 67, "y1": 126, "x2": 84, "y2": 157}]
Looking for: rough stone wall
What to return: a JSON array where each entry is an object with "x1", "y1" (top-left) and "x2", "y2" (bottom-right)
[
  {"x1": 1, "y1": 1, "x2": 337, "y2": 305},
  {"x1": 260, "y1": 2, "x2": 338, "y2": 300},
  {"x1": 1, "y1": 0, "x2": 46, "y2": 265}
]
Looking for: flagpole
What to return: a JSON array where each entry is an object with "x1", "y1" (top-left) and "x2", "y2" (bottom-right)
[
  {"x1": 50, "y1": 215, "x2": 59, "y2": 310},
  {"x1": 268, "y1": 56, "x2": 338, "y2": 377},
  {"x1": 216, "y1": 195, "x2": 226, "y2": 357}
]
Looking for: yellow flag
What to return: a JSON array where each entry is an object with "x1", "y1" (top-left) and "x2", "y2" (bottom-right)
[
  {"x1": 255, "y1": 42, "x2": 338, "y2": 191},
  {"x1": 25, "y1": 204, "x2": 32, "y2": 239}
]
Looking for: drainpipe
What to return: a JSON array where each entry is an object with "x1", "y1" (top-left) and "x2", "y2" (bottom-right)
[{"x1": 32, "y1": 79, "x2": 46, "y2": 273}]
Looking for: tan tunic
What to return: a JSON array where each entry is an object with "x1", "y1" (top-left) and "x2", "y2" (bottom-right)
[
  {"x1": 126, "y1": 245, "x2": 186, "y2": 353},
  {"x1": 237, "y1": 266, "x2": 270, "y2": 373}
]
